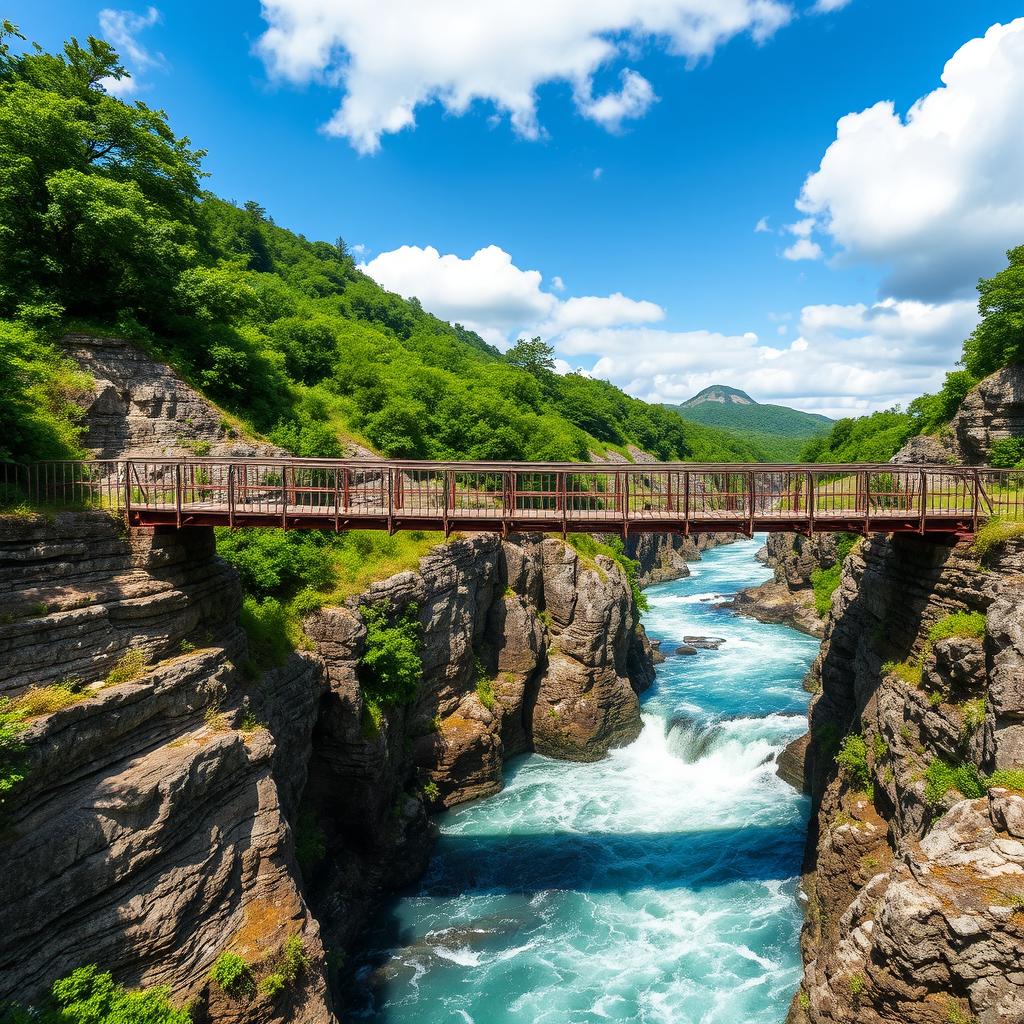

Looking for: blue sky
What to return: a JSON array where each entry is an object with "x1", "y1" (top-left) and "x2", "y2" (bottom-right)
[{"x1": 20, "y1": 1, "x2": 1024, "y2": 416}]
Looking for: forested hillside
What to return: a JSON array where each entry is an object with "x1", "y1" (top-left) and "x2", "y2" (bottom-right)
[{"x1": 0, "y1": 26, "x2": 763, "y2": 468}]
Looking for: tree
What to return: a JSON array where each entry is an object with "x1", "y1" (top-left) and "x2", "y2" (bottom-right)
[
  {"x1": 505, "y1": 337, "x2": 555, "y2": 377},
  {"x1": 962, "y1": 245, "x2": 1024, "y2": 378},
  {"x1": 0, "y1": 25, "x2": 204, "y2": 320}
]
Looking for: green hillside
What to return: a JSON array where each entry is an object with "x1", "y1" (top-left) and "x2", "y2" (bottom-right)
[
  {"x1": 664, "y1": 386, "x2": 832, "y2": 461},
  {"x1": 0, "y1": 27, "x2": 769, "y2": 470}
]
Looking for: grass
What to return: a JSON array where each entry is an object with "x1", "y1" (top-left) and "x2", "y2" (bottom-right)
[
  {"x1": 973, "y1": 516, "x2": 1024, "y2": 558},
  {"x1": 474, "y1": 657, "x2": 495, "y2": 710},
  {"x1": 959, "y1": 698, "x2": 986, "y2": 736},
  {"x1": 928, "y1": 611, "x2": 986, "y2": 644},
  {"x1": 9, "y1": 680, "x2": 86, "y2": 718},
  {"x1": 105, "y1": 649, "x2": 147, "y2": 685},
  {"x1": 883, "y1": 659, "x2": 923, "y2": 687}
]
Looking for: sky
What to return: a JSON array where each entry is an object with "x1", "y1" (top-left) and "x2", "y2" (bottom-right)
[{"x1": 19, "y1": 0, "x2": 1024, "y2": 417}]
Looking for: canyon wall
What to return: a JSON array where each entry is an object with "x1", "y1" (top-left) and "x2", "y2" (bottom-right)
[{"x1": 789, "y1": 531, "x2": 1024, "y2": 1023}]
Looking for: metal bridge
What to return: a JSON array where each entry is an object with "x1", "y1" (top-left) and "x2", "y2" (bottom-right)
[{"x1": 7, "y1": 459, "x2": 1021, "y2": 538}]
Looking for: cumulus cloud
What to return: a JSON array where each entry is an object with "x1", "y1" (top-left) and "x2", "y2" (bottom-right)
[
  {"x1": 796, "y1": 18, "x2": 1024, "y2": 299},
  {"x1": 810, "y1": 0, "x2": 852, "y2": 12},
  {"x1": 553, "y1": 296, "x2": 978, "y2": 417},
  {"x1": 361, "y1": 243, "x2": 977, "y2": 417},
  {"x1": 576, "y1": 69, "x2": 656, "y2": 131},
  {"x1": 98, "y1": 6, "x2": 164, "y2": 95},
  {"x1": 362, "y1": 244, "x2": 667, "y2": 346},
  {"x1": 256, "y1": 0, "x2": 793, "y2": 152},
  {"x1": 782, "y1": 238, "x2": 823, "y2": 261}
]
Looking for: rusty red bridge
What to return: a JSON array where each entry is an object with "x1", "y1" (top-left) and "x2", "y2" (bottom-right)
[{"x1": 10, "y1": 459, "x2": 1023, "y2": 538}]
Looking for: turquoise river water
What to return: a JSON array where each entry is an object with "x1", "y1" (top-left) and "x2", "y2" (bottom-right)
[{"x1": 350, "y1": 536, "x2": 821, "y2": 1023}]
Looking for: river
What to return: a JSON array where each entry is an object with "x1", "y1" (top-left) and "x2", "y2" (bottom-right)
[{"x1": 349, "y1": 535, "x2": 821, "y2": 1023}]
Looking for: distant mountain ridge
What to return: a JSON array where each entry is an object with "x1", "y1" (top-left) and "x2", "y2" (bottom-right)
[
  {"x1": 679, "y1": 385, "x2": 758, "y2": 408},
  {"x1": 663, "y1": 385, "x2": 832, "y2": 461}
]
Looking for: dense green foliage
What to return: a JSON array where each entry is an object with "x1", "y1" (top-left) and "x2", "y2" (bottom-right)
[
  {"x1": 835, "y1": 733, "x2": 871, "y2": 795},
  {"x1": 962, "y1": 245, "x2": 1024, "y2": 379},
  {"x1": 665, "y1": 388, "x2": 831, "y2": 462},
  {"x1": 924, "y1": 758, "x2": 986, "y2": 806},
  {"x1": 359, "y1": 603, "x2": 423, "y2": 710},
  {"x1": 0, "y1": 24, "x2": 758, "y2": 469},
  {"x1": 809, "y1": 533, "x2": 857, "y2": 617},
  {"x1": 0, "y1": 965, "x2": 190, "y2": 1024},
  {"x1": 209, "y1": 953, "x2": 253, "y2": 997},
  {"x1": 0, "y1": 697, "x2": 27, "y2": 809}
]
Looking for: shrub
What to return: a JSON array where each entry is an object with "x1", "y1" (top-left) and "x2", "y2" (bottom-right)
[
  {"x1": 422, "y1": 779, "x2": 439, "y2": 801},
  {"x1": 835, "y1": 734, "x2": 872, "y2": 795},
  {"x1": 2, "y1": 964, "x2": 192, "y2": 1023},
  {"x1": 281, "y1": 935, "x2": 308, "y2": 984},
  {"x1": 928, "y1": 611, "x2": 986, "y2": 644},
  {"x1": 810, "y1": 562, "x2": 842, "y2": 618},
  {"x1": 988, "y1": 768, "x2": 1024, "y2": 793},
  {"x1": 925, "y1": 758, "x2": 986, "y2": 806},
  {"x1": 359, "y1": 603, "x2": 422, "y2": 707},
  {"x1": 105, "y1": 649, "x2": 147, "y2": 685},
  {"x1": 474, "y1": 658, "x2": 495, "y2": 709},
  {"x1": 240, "y1": 596, "x2": 292, "y2": 667},
  {"x1": 209, "y1": 952, "x2": 253, "y2": 997},
  {"x1": 0, "y1": 698, "x2": 28, "y2": 808},
  {"x1": 960, "y1": 698, "x2": 986, "y2": 734},
  {"x1": 258, "y1": 973, "x2": 285, "y2": 997}
]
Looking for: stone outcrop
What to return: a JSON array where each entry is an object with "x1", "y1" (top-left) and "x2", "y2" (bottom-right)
[
  {"x1": 0, "y1": 513, "x2": 332, "y2": 1022},
  {"x1": 623, "y1": 532, "x2": 735, "y2": 587},
  {"x1": 789, "y1": 530, "x2": 1024, "y2": 1023},
  {"x1": 951, "y1": 364, "x2": 1024, "y2": 465},
  {"x1": 734, "y1": 533, "x2": 839, "y2": 638}
]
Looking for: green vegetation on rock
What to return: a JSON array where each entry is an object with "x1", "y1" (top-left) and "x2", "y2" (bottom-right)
[
  {"x1": 209, "y1": 952, "x2": 253, "y2": 997},
  {"x1": 0, "y1": 965, "x2": 190, "y2": 1024},
  {"x1": 835, "y1": 733, "x2": 872, "y2": 796},
  {"x1": 809, "y1": 534, "x2": 857, "y2": 617},
  {"x1": 928, "y1": 611, "x2": 986, "y2": 644},
  {"x1": 924, "y1": 758, "x2": 986, "y2": 806},
  {"x1": 359, "y1": 602, "x2": 423, "y2": 719}
]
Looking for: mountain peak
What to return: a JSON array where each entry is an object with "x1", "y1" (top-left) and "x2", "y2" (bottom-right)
[{"x1": 680, "y1": 385, "x2": 757, "y2": 408}]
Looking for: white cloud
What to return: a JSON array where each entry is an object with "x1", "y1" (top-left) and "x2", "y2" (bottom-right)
[
  {"x1": 592, "y1": 167, "x2": 604, "y2": 180},
  {"x1": 755, "y1": 216, "x2": 771, "y2": 233},
  {"x1": 782, "y1": 238, "x2": 823, "y2": 261},
  {"x1": 361, "y1": 242, "x2": 978, "y2": 417},
  {"x1": 256, "y1": 0, "x2": 793, "y2": 153},
  {"x1": 796, "y1": 18, "x2": 1024, "y2": 299},
  {"x1": 98, "y1": 6, "x2": 164, "y2": 94},
  {"x1": 576, "y1": 69, "x2": 656, "y2": 131},
  {"x1": 786, "y1": 217, "x2": 816, "y2": 237},
  {"x1": 810, "y1": 0, "x2": 852, "y2": 12},
  {"x1": 553, "y1": 296, "x2": 977, "y2": 417},
  {"x1": 361, "y1": 244, "x2": 664, "y2": 348},
  {"x1": 551, "y1": 275, "x2": 566, "y2": 292}
]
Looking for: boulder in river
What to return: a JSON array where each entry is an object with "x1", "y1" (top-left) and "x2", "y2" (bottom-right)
[
  {"x1": 674, "y1": 644, "x2": 698, "y2": 655},
  {"x1": 682, "y1": 635, "x2": 726, "y2": 649}
]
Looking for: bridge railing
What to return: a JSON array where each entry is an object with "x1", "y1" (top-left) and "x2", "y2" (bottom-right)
[{"x1": 5, "y1": 458, "x2": 1022, "y2": 533}]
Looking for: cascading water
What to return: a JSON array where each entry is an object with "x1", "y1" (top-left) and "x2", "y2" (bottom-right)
[{"x1": 350, "y1": 536, "x2": 821, "y2": 1023}]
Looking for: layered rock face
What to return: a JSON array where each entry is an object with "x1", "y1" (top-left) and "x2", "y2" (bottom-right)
[
  {"x1": 0, "y1": 513, "x2": 332, "y2": 1022},
  {"x1": 790, "y1": 532, "x2": 1024, "y2": 1023},
  {"x1": 951, "y1": 364, "x2": 1024, "y2": 465},
  {"x1": 296, "y1": 533, "x2": 654, "y2": 955},
  {"x1": 623, "y1": 532, "x2": 734, "y2": 587},
  {"x1": 734, "y1": 533, "x2": 838, "y2": 638}
]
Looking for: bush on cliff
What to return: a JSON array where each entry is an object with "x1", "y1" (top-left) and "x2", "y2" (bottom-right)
[
  {"x1": 835, "y1": 734, "x2": 872, "y2": 796},
  {"x1": 0, "y1": 964, "x2": 190, "y2": 1024},
  {"x1": 359, "y1": 602, "x2": 423, "y2": 709}
]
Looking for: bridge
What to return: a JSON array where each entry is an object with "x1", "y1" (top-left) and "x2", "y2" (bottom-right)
[{"x1": 7, "y1": 459, "x2": 1021, "y2": 538}]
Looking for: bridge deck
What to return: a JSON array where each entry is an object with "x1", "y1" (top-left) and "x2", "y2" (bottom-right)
[{"x1": 9, "y1": 458, "x2": 1022, "y2": 537}]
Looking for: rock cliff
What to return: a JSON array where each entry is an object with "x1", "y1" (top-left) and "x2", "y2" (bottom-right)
[
  {"x1": 789, "y1": 531, "x2": 1024, "y2": 1023},
  {"x1": 734, "y1": 533, "x2": 838, "y2": 638}
]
